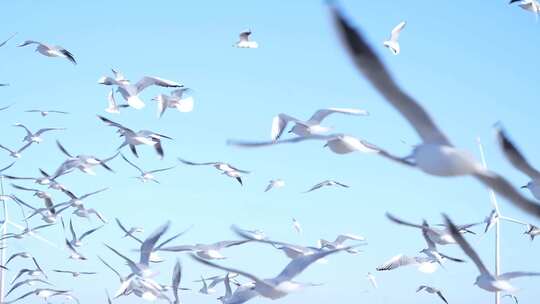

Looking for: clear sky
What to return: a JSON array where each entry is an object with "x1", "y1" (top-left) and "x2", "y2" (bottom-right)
[{"x1": 0, "y1": 0, "x2": 539, "y2": 303}]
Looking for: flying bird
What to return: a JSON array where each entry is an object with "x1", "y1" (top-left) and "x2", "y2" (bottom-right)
[
  {"x1": 25, "y1": 109, "x2": 69, "y2": 117},
  {"x1": 235, "y1": 30, "x2": 258, "y2": 48},
  {"x1": 0, "y1": 142, "x2": 32, "y2": 158},
  {"x1": 14, "y1": 123, "x2": 64, "y2": 144},
  {"x1": 121, "y1": 154, "x2": 176, "y2": 183},
  {"x1": 178, "y1": 157, "x2": 250, "y2": 185},
  {"x1": 17, "y1": 40, "x2": 76, "y2": 64},
  {"x1": 265, "y1": 179, "x2": 285, "y2": 192},
  {"x1": 329, "y1": 5, "x2": 540, "y2": 219},
  {"x1": 304, "y1": 180, "x2": 349, "y2": 193},
  {"x1": 271, "y1": 108, "x2": 368, "y2": 142},
  {"x1": 98, "y1": 70, "x2": 183, "y2": 109},
  {"x1": 383, "y1": 21, "x2": 406, "y2": 55},
  {"x1": 153, "y1": 88, "x2": 194, "y2": 118},
  {"x1": 416, "y1": 285, "x2": 448, "y2": 304},
  {"x1": 105, "y1": 89, "x2": 129, "y2": 114},
  {"x1": 292, "y1": 218, "x2": 302, "y2": 235},
  {"x1": 445, "y1": 214, "x2": 540, "y2": 292}
]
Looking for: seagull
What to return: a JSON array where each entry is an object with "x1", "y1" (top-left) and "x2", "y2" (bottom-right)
[
  {"x1": 171, "y1": 259, "x2": 184, "y2": 304},
  {"x1": 366, "y1": 272, "x2": 377, "y2": 289},
  {"x1": 386, "y1": 212, "x2": 478, "y2": 245},
  {"x1": 159, "y1": 239, "x2": 251, "y2": 260},
  {"x1": 62, "y1": 218, "x2": 103, "y2": 247},
  {"x1": 25, "y1": 109, "x2": 69, "y2": 117},
  {"x1": 193, "y1": 273, "x2": 240, "y2": 294},
  {"x1": 97, "y1": 115, "x2": 172, "y2": 159},
  {"x1": 0, "y1": 142, "x2": 32, "y2": 158},
  {"x1": 115, "y1": 218, "x2": 144, "y2": 238},
  {"x1": 235, "y1": 30, "x2": 258, "y2": 48},
  {"x1": 319, "y1": 233, "x2": 365, "y2": 253},
  {"x1": 14, "y1": 123, "x2": 64, "y2": 144},
  {"x1": 483, "y1": 209, "x2": 497, "y2": 233},
  {"x1": 191, "y1": 245, "x2": 350, "y2": 300},
  {"x1": 330, "y1": 5, "x2": 540, "y2": 218},
  {"x1": 416, "y1": 285, "x2": 448, "y2": 304},
  {"x1": 121, "y1": 154, "x2": 176, "y2": 183},
  {"x1": 305, "y1": 180, "x2": 349, "y2": 193},
  {"x1": 496, "y1": 127, "x2": 540, "y2": 201},
  {"x1": 52, "y1": 269, "x2": 97, "y2": 277},
  {"x1": 11, "y1": 184, "x2": 56, "y2": 215},
  {"x1": 65, "y1": 238, "x2": 87, "y2": 260},
  {"x1": 445, "y1": 214, "x2": 540, "y2": 292},
  {"x1": 3, "y1": 168, "x2": 65, "y2": 190},
  {"x1": 3, "y1": 288, "x2": 70, "y2": 304},
  {"x1": 524, "y1": 224, "x2": 540, "y2": 240},
  {"x1": 72, "y1": 205, "x2": 108, "y2": 223},
  {"x1": 265, "y1": 179, "x2": 285, "y2": 192},
  {"x1": 196, "y1": 276, "x2": 215, "y2": 295},
  {"x1": 105, "y1": 89, "x2": 129, "y2": 114},
  {"x1": 152, "y1": 88, "x2": 194, "y2": 118},
  {"x1": 6, "y1": 196, "x2": 59, "y2": 226},
  {"x1": 418, "y1": 220, "x2": 465, "y2": 266},
  {"x1": 11, "y1": 257, "x2": 47, "y2": 284},
  {"x1": 5, "y1": 278, "x2": 53, "y2": 298},
  {"x1": 178, "y1": 157, "x2": 250, "y2": 185},
  {"x1": 271, "y1": 108, "x2": 368, "y2": 142},
  {"x1": 6, "y1": 252, "x2": 33, "y2": 265},
  {"x1": 383, "y1": 21, "x2": 406, "y2": 55},
  {"x1": 17, "y1": 40, "x2": 76, "y2": 64},
  {"x1": 217, "y1": 273, "x2": 258, "y2": 304},
  {"x1": 58, "y1": 187, "x2": 108, "y2": 209},
  {"x1": 53, "y1": 140, "x2": 117, "y2": 177},
  {"x1": 292, "y1": 218, "x2": 302, "y2": 234},
  {"x1": 503, "y1": 294, "x2": 519, "y2": 304},
  {"x1": 0, "y1": 32, "x2": 17, "y2": 48},
  {"x1": 228, "y1": 133, "x2": 379, "y2": 155},
  {"x1": 105, "y1": 221, "x2": 172, "y2": 278},
  {"x1": 98, "y1": 70, "x2": 183, "y2": 109},
  {"x1": 115, "y1": 218, "x2": 190, "y2": 263}
]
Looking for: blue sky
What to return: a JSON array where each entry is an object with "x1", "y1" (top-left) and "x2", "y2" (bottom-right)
[{"x1": 0, "y1": 0, "x2": 539, "y2": 303}]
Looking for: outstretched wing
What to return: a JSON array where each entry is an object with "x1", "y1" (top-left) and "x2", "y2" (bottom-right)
[{"x1": 308, "y1": 108, "x2": 369, "y2": 124}]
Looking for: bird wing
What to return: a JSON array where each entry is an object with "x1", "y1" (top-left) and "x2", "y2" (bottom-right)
[
  {"x1": 11, "y1": 183, "x2": 38, "y2": 192},
  {"x1": 55, "y1": 140, "x2": 73, "y2": 158},
  {"x1": 274, "y1": 247, "x2": 351, "y2": 283},
  {"x1": 386, "y1": 212, "x2": 426, "y2": 229},
  {"x1": 271, "y1": 113, "x2": 303, "y2": 141},
  {"x1": 69, "y1": 219, "x2": 77, "y2": 242},
  {"x1": 35, "y1": 128, "x2": 65, "y2": 136},
  {"x1": 104, "y1": 244, "x2": 139, "y2": 273},
  {"x1": 0, "y1": 162, "x2": 15, "y2": 173},
  {"x1": 156, "y1": 225, "x2": 193, "y2": 249},
  {"x1": 190, "y1": 254, "x2": 265, "y2": 287},
  {"x1": 0, "y1": 32, "x2": 16, "y2": 48},
  {"x1": 115, "y1": 218, "x2": 143, "y2": 243},
  {"x1": 473, "y1": 170, "x2": 540, "y2": 218},
  {"x1": 496, "y1": 127, "x2": 540, "y2": 179},
  {"x1": 4, "y1": 289, "x2": 35, "y2": 304},
  {"x1": 498, "y1": 271, "x2": 540, "y2": 280},
  {"x1": 140, "y1": 221, "x2": 171, "y2": 266},
  {"x1": 421, "y1": 221, "x2": 436, "y2": 250},
  {"x1": 58, "y1": 48, "x2": 77, "y2": 65},
  {"x1": 135, "y1": 76, "x2": 182, "y2": 93},
  {"x1": 16, "y1": 142, "x2": 33, "y2": 153},
  {"x1": 17, "y1": 40, "x2": 42, "y2": 47},
  {"x1": 48, "y1": 110, "x2": 69, "y2": 114},
  {"x1": 97, "y1": 115, "x2": 132, "y2": 133},
  {"x1": 98, "y1": 256, "x2": 123, "y2": 281},
  {"x1": 121, "y1": 153, "x2": 144, "y2": 174},
  {"x1": 437, "y1": 291, "x2": 449, "y2": 304},
  {"x1": 330, "y1": 6, "x2": 450, "y2": 145},
  {"x1": 390, "y1": 21, "x2": 406, "y2": 41},
  {"x1": 13, "y1": 123, "x2": 32, "y2": 137},
  {"x1": 148, "y1": 166, "x2": 176, "y2": 174},
  {"x1": 79, "y1": 225, "x2": 103, "y2": 241},
  {"x1": 172, "y1": 260, "x2": 182, "y2": 304},
  {"x1": 307, "y1": 108, "x2": 369, "y2": 124},
  {"x1": 334, "y1": 181, "x2": 350, "y2": 188},
  {"x1": 376, "y1": 254, "x2": 418, "y2": 271},
  {"x1": 80, "y1": 188, "x2": 108, "y2": 200},
  {"x1": 439, "y1": 253, "x2": 465, "y2": 263},
  {"x1": 444, "y1": 214, "x2": 490, "y2": 274},
  {"x1": 177, "y1": 158, "x2": 217, "y2": 166},
  {"x1": 228, "y1": 134, "x2": 338, "y2": 148},
  {"x1": 335, "y1": 233, "x2": 365, "y2": 244},
  {"x1": 305, "y1": 182, "x2": 325, "y2": 193},
  {"x1": 212, "y1": 240, "x2": 251, "y2": 249}
]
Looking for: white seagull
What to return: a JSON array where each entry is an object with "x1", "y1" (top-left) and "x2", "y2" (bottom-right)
[
  {"x1": 98, "y1": 70, "x2": 183, "y2": 109},
  {"x1": 235, "y1": 30, "x2": 258, "y2": 48},
  {"x1": 25, "y1": 109, "x2": 69, "y2": 117},
  {"x1": 305, "y1": 180, "x2": 349, "y2": 193},
  {"x1": 14, "y1": 123, "x2": 64, "y2": 144},
  {"x1": 265, "y1": 179, "x2": 285, "y2": 192},
  {"x1": 271, "y1": 108, "x2": 369, "y2": 142},
  {"x1": 510, "y1": 0, "x2": 540, "y2": 16},
  {"x1": 98, "y1": 116, "x2": 172, "y2": 159},
  {"x1": 445, "y1": 214, "x2": 540, "y2": 292},
  {"x1": 191, "y1": 246, "x2": 350, "y2": 301},
  {"x1": 330, "y1": 5, "x2": 540, "y2": 219},
  {"x1": 0, "y1": 142, "x2": 32, "y2": 158},
  {"x1": 416, "y1": 285, "x2": 448, "y2": 304},
  {"x1": 17, "y1": 40, "x2": 76, "y2": 64},
  {"x1": 178, "y1": 157, "x2": 250, "y2": 185},
  {"x1": 319, "y1": 233, "x2": 365, "y2": 254},
  {"x1": 524, "y1": 224, "x2": 540, "y2": 241},
  {"x1": 152, "y1": 88, "x2": 194, "y2": 118},
  {"x1": 383, "y1": 21, "x2": 406, "y2": 55},
  {"x1": 121, "y1": 153, "x2": 176, "y2": 183},
  {"x1": 53, "y1": 140, "x2": 117, "y2": 177}
]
